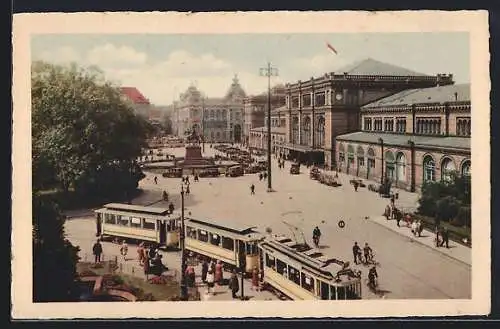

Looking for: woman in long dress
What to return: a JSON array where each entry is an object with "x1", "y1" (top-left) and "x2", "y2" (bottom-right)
[{"x1": 215, "y1": 260, "x2": 223, "y2": 285}]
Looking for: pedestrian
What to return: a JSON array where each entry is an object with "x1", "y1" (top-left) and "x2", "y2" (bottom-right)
[
  {"x1": 120, "y1": 240, "x2": 128, "y2": 261},
  {"x1": 185, "y1": 265, "x2": 196, "y2": 287},
  {"x1": 206, "y1": 269, "x2": 215, "y2": 295},
  {"x1": 168, "y1": 202, "x2": 175, "y2": 214},
  {"x1": 162, "y1": 190, "x2": 168, "y2": 201},
  {"x1": 201, "y1": 259, "x2": 209, "y2": 283},
  {"x1": 215, "y1": 260, "x2": 223, "y2": 285},
  {"x1": 250, "y1": 184, "x2": 255, "y2": 195},
  {"x1": 353, "y1": 181, "x2": 359, "y2": 192},
  {"x1": 411, "y1": 220, "x2": 417, "y2": 236},
  {"x1": 143, "y1": 253, "x2": 150, "y2": 280},
  {"x1": 384, "y1": 205, "x2": 391, "y2": 221},
  {"x1": 194, "y1": 174, "x2": 199, "y2": 182},
  {"x1": 229, "y1": 270, "x2": 240, "y2": 299},
  {"x1": 92, "y1": 239, "x2": 103, "y2": 264},
  {"x1": 259, "y1": 173, "x2": 263, "y2": 181},
  {"x1": 435, "y1": 227, "x2": 441, "y2": 247},
  {"x1": 263, "y1": 172, "x2": 267, "y2": 180},
  {"x1": 186, "y1": 185, "x2": 190, "y2": 195},
  {"x1": 137, "y1": 242, "x2": 145, "y2": 265},
  {"x1": 440, "y1": 228, "x2": 450, "y2": 248},
  {"x1": 417, "y1": 220, "x2": 424, "y2": 237},
  {"x1": 251, "y1": 267, "x2": 260, "y2": 291},
  {"x1": 352, "y1": 242, "x2": 361, "y2": 265},
  {"x1": 154, "y1": 176, "x2": 158, "y2": 184}
]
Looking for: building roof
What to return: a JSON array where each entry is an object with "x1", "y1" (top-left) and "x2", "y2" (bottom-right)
[
  {"x1": 363, "y1": 83, "x2": 471, "y2": 109},
  {"x1": 335, "y1": 58, "x2": 430, "y2": 77},
  {"x1": 336, "y1": 131, "x2": 470, "y2": 151},
  {"x1": 120, "y1": 87, "x2": 150, "y2": 104}
]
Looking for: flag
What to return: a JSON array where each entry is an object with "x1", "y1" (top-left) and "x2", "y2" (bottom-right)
[{"x1": 326, "y1": 42, "x2": 338, "y2": 55}]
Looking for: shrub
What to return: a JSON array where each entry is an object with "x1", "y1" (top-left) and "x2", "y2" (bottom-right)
[
  {"x1": 452, "y1": 206, "x2": 471, "y2": 228},
  {"x1": 435, "y1": 196, "x2": 461, "y2": 222}
]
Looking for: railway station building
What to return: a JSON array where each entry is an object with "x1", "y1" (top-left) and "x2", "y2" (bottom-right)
[{"x1": 335, "y1": 83, "x2": 471, "y2": 192}]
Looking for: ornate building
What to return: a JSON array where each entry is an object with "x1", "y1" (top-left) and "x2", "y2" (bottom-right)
[
  {"x1": 243, "y1": 85, "x2": 286, "y2": 145},
  {"x1": 173, "y1": 75, "x2": 247, "y2": 143},
  {"x1": 248, "y1": 105, "x2": 288, "y2": 153},
  {"x1": 279, "y1": 58, "x2": 453, "y2": 168},
  {"x1": 335, "y1": 83, "x2": 471, "y2": 191}
]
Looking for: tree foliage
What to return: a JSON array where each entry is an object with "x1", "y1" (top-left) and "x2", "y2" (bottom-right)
[
  {"x1": 32, "y1": 193, "x2": 80, "y2": 302},
  {"x1": 32, "y1": 61, "x2": 148, "y2": 196},
  {"x1": 417, "y1": 171, "x2": 471, "y2": 227}
]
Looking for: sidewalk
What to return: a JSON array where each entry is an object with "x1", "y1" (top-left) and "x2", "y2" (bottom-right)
[{"x1": 368, "y1": 215, "x2": 471, "y2": 266}]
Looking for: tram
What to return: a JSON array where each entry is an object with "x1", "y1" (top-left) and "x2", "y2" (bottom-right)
[
  {"x1": 259, "y1": 235, "x2": 362, "y2": 300},
  {"x1": 184, "y1": 217, "x2": 265, "y2": 273},
  {"x1": 95, "y1": 203, "x2": 180, "y2": 248}
]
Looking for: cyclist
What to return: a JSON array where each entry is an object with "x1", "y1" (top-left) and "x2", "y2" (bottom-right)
[
  {"x1": 368, "y1": 266, "x2": 378, "y2": 289},
  {"x1": 363, "y1": 243, "x2": 373, "y2": 264}
]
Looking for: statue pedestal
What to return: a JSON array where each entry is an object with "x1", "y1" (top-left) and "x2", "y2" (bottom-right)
[{"x1": 185, "y1": 144, "x2": 203, "y2": 160}]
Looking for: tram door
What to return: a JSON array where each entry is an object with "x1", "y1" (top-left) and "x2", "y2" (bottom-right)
[
  {"x1": 158, "y1": 220, "x2": 166, "y2": 244},
  {"x1": 96, "y1": 214, "x2": 102, "y2": 236},
  {"x1": 238, "y1": 240, "x2": 246, "y2": 270},
  {"x1": 320, "y1": 281, "x2": 329, "y2": 300}
]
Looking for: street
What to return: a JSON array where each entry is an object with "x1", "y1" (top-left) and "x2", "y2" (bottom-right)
[{"x1": 65, "y1": 145, "x2": 471, "y2": 300}]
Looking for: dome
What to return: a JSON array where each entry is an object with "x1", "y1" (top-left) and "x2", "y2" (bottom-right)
[
  {"x1": 225, "y1": 74, "x2": 246, "y2": 101},
  {"x1": 180, "y1": 84, "x2": 202, "y2": 103}
]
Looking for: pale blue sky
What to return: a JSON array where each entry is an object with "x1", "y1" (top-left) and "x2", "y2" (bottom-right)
[{"x1": 32, "y1": 33, "x2": 469, "y2": 105}]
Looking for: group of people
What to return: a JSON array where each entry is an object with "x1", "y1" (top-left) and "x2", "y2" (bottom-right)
[
  {"x1": 137, "y1": 243, "x2": 169, "y2": 278},
  {"x1": 277, "y1": 158, "x2": 286, "y2": 169},
  {"x1": 258, "y1": 171, "x2": 268, "y2": 181},
  {"x1": 352, "y1": 242, "x2": 375, "y2": 265},
  {"x1": 435, "y1": 226, "x2": 450, "y2": 248}
]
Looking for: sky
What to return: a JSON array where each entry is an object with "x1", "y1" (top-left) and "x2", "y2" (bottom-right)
[{"x1": 31, "y1": 33, "x2": 469, "y2": 106}]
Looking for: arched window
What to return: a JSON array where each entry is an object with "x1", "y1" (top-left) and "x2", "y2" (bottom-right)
[
  {"x1": 210, "y1": 109, "x2": 215, "y2": 119},
  {"x1": 217, "y1": 110, "x2": 221, "y2": 120},
  {"x1": 441, "y1": 157, "x2": 456, "y2": 182},
  {"x1": 302, "y1": 116, "x2": 311, "y2": 145},
  {"x1": 347, "y1": 145, "x2": 355, "y2": 166},
  {"x1": 367, "y1": 148, "x2": 376, "y2": 169},
  {"x1": 461, "y1": 160, "x2": 471, "y2": 177},
  {"x1": 292, "y1": 116, "x2": 299, "y2": 144},
  {"x1": 222, "y1": 109, "x2": 227, "y2": 119},
  {"x1": 338, "y1": 143, "x2": 345, "y2": 165},
  {"x1": 385, "y1": 150, "x2": 395, "y2": 180},
  {"x1": 423, "y1": 155, "x2": 436, "y2": 182},
  {"x1": 315, "y1": 116, "x2": 325, "y2": 147},
  {"x1": 216, "y1": 131, "x2": 220, "y2": 139},
  {"x1": 396, "y1": 152, "x2": 406, "y2": 182},
  {"x1": 356, "y1": 146, "x2": 365, "y2": 167}
]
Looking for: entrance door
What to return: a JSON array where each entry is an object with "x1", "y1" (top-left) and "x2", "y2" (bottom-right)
[{"x1": 159, "y1": 220, "x2": 166, "y2": 244}]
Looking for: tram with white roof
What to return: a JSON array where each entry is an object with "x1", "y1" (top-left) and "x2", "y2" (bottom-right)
[
  {"x1": 259, "y1": 235, "x2": 362, "y2": 300},
  {"x1": 184, "y1": 217, "x2": 265, "y2": 273},
  {"x1": 95, "y1": 203, "x2": 180, "y2": 248}
]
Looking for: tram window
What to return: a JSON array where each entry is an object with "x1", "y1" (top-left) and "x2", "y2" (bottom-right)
[
  {"x1": 265, "y1": 254, "x2": 276, "y2": 269},
  {"x1": 210, "y1": 233, "x2": 221, "y2": 246},
  {"x1": 287, "y1": 265, "x2": 301, "y2": 285},
  {"x1": 198, "y1": 230, "x2": 209, "y2": 242},
  {"x1": 118, "y1": 216, "x2": 130, "y2": 226},
  {"x1": 276, "y1": 259, "x2": 287, "y2": 277},
  {"x1": 245, "y1": 242, "x2": 258, "y2": 255},
  {"x1": 301, "y1": 273, "x2": 315, "y2": 294},
  {"x1": 320, "y1": 281, "x2": 330, "y2": 300},
  {"x1": 143, "y1": 219, "x2": 156, "y2": 230},
  {"x1": 166, "y1": 219, "x2": 177, "y2": 231},
  {"x1": 337, "y1": 286, "x2": 346, "y2": 300},
  {"x1": 130, "y1": 217, "x2": 141, "y2": 228},
  {"x1": 222, "y1": 237, "x2": 234, "y2": 250},
  {"x1": 186, "y1": 226, "x2": 197, "y2": 239},
  {"x1": 346, "y1": 284, "x2": 358, "y2": 300},
  {"x1": 330, "y1": 286, "x2": 337, "y2": 300},
  {"x1": 104, "y1": 214, "x2": 115, "y2": 224}
]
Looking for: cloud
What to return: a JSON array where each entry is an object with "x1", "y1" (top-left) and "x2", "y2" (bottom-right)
[
  {"x1": 32, "y1": 44, "x2": 279, "y2": 105},
  {"x1": 86, "y1": 43, "x2": 148, "y2": 67},
  {"x1": 287, "y1": 53, "x2": 352, "y2": 78},
  {"x1": 35, "y1": 45, "x2": 81, "y2": 63}
]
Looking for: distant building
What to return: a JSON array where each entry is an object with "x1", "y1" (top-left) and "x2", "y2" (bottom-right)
[
  {"x1": 243, "y1": 84, "x2": 286, "y2": 146},
  {"x1": 173, "y1": 75, "x2": 247, "y2": 143},
  {"x1": 119, "y1": 87, "x2": 151, "y2": 119},
  {"x1": 336, "y1": 83, "x2": 471, "y2": 192}
]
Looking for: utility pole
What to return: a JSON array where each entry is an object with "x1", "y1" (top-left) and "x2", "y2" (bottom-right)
[
  {"x1": 180, "y1": 183, "x2": 187, "y2": 300},
  {"x1": 202, "y1": 97, "x2": 206, "y2": 153},
  {"x1": 259, "y1": 62, "x2": 279, "y2": 192}
]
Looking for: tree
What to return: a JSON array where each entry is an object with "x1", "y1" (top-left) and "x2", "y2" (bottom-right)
[
  {"x1": 32, "y1": 61, "x2": 148, "y2": 198},
  {"x1": 32, "y1": 193, "x2": 80, "y2": 302},
  {"x1": 417, "y1": 171, "x2": 471, "y2": 227},
  {"x1": 162, "y1": 111, "x2": 173, "y2": 135}
]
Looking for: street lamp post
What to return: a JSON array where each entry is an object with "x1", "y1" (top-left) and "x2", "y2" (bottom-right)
[
  {"x1": 179, "y1": 183, "x2": 187, "y2": 300},
  {"x1": 202, "y1": 97, "x2": 206, "y2": 153},
  {"x1": 259, "y1": 62, "x2": 279, "y2": 192},
  {"x1": 408, "y1": 140, "x2": 416, "y2": 192}
]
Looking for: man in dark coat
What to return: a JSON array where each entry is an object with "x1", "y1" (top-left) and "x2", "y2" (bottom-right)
[
  {"x1": 352, "y1": 242, "x2": 361, "y2": 265},
  {"x1": 201, "y1": 259, "x2": 209, "y2": 283},
  {"x1": 92, "y1": 239, "x2": 103, "y2": 263},
  {"x1": 229, "y1": 270, "x2": 240, "y2": 299}
]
